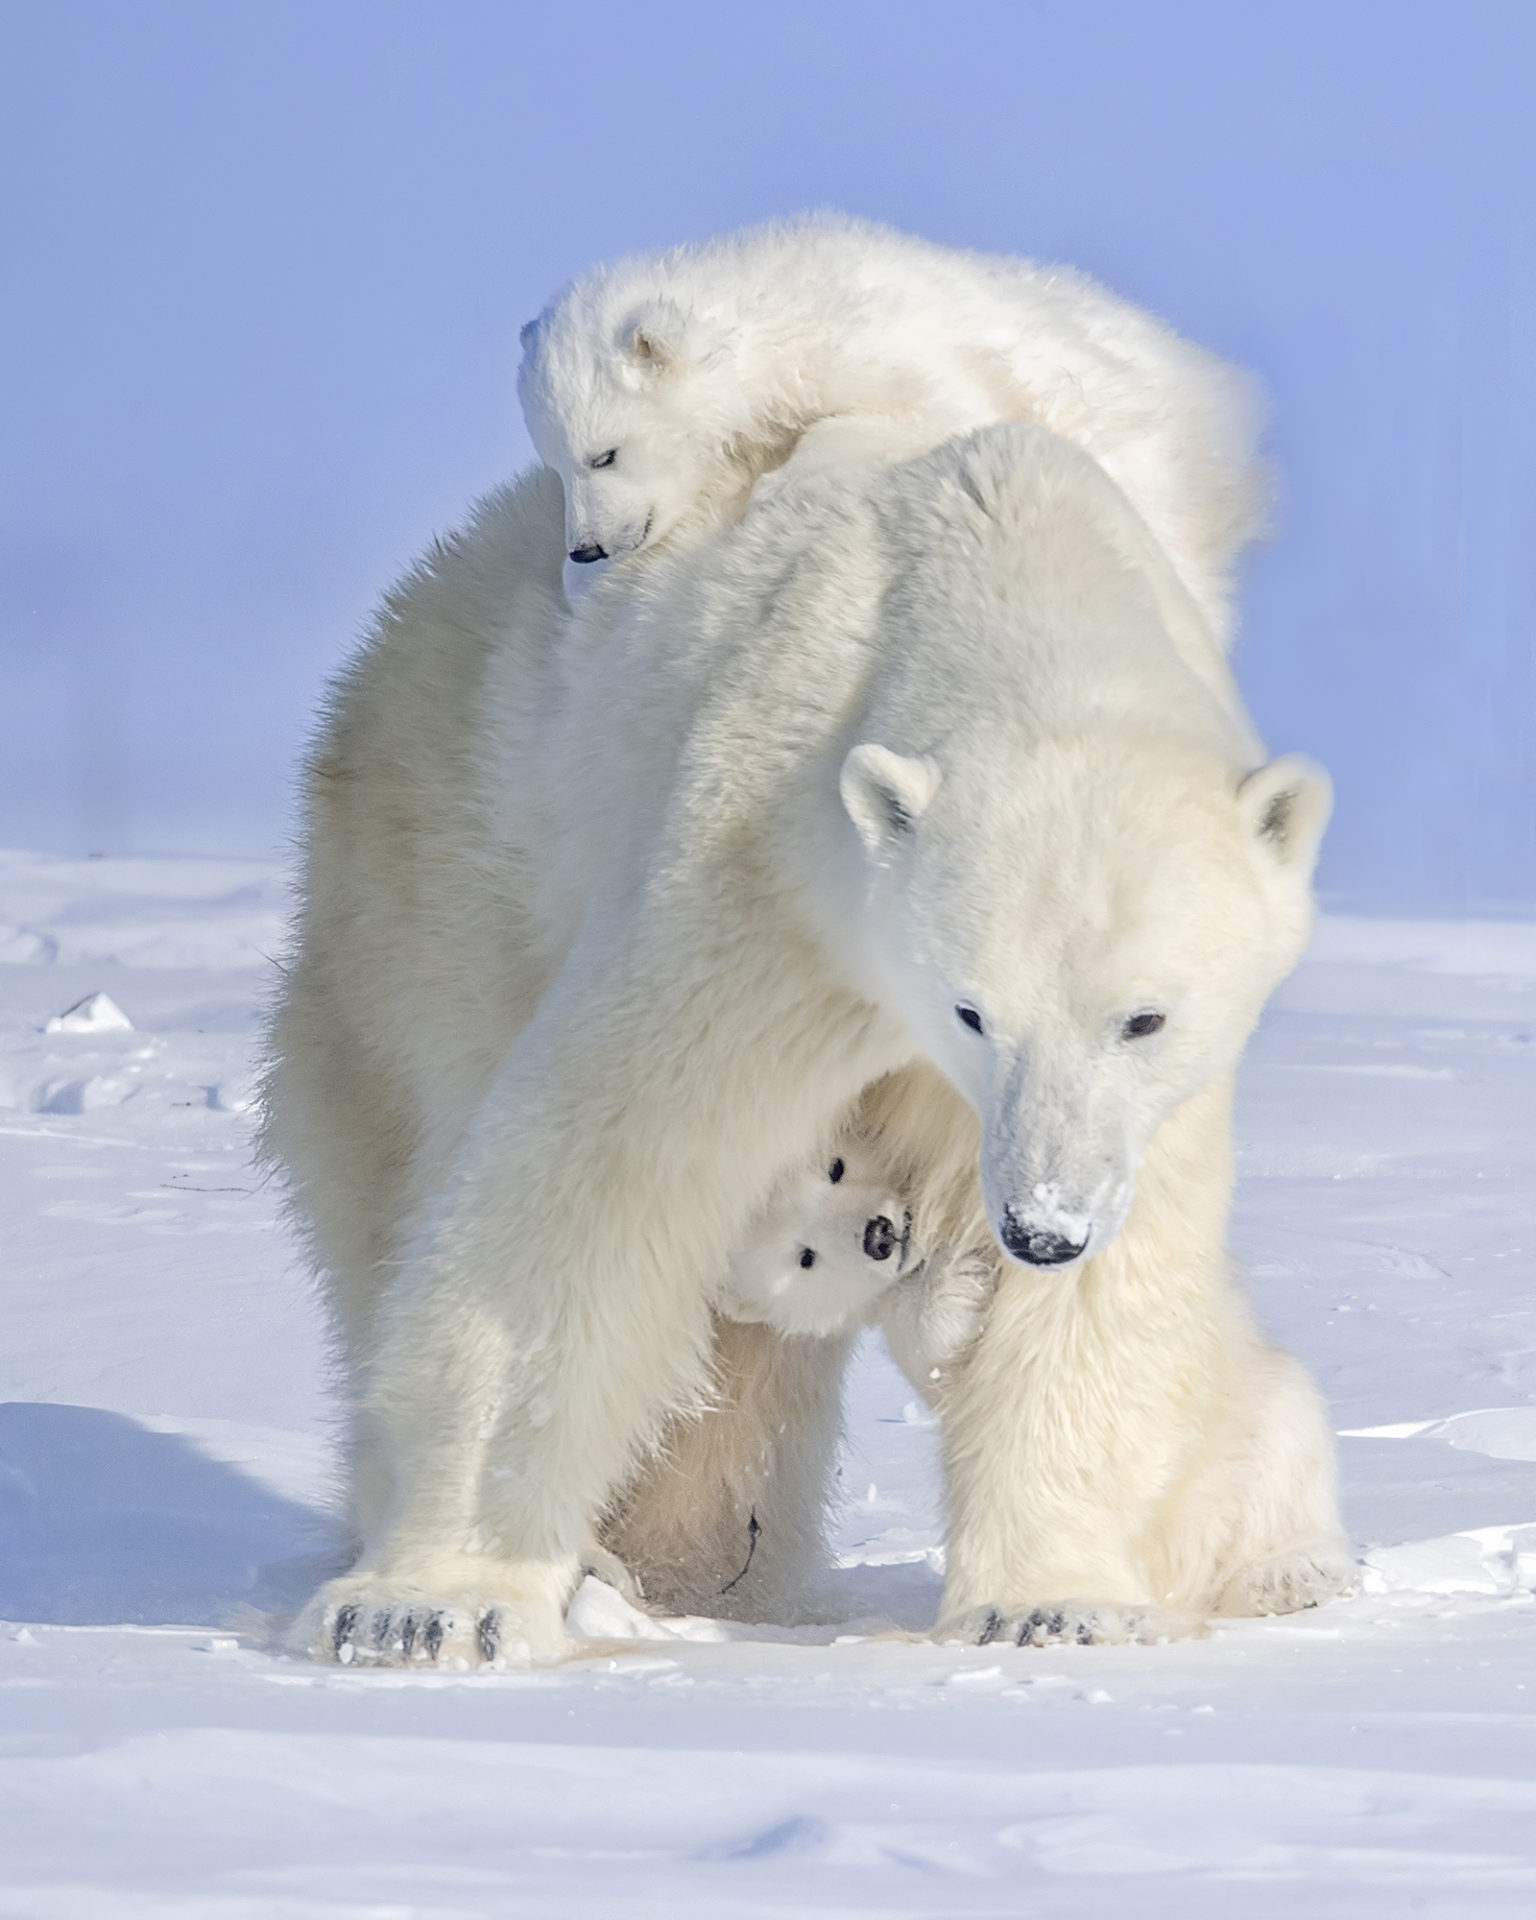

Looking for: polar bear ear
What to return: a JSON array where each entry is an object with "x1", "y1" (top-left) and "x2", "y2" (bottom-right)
[
  {"x1": 1238, "y1": 755, "x2": 1332, "y2": 877},
  {"x1": 841, "y1": 745, "x2": 942, "y2": 859},
  {"x1": 621, "y1": 300, "x2": 688, "y2": 371},
  {"x1": 518, "y1": 317, "x2": 540, "y2": 352}
]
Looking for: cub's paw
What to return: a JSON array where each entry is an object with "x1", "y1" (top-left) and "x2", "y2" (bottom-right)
[
  {"x1": 944, "y1": 1601, "x2": 1199, "y2": 1648},
  {"x1": 1221, "y1": 1546, "x2": 1357, "y2": 1618},
  {"x1": 292, "y1": 1567, "x2": 568, "y2": 1669}
]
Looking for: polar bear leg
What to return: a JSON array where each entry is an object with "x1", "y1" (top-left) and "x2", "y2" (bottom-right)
[
  {"x1": 938, "y1": 1258, "x2": 1182, "y2": 1636},
  {"x1": 938, "y1": 1079, "x2": 1350, "y2": 1642},
  {"x1": 297, "y1": 928, "x2": 902, "y2": 1666},
  {"x1": 601, "y1": 1317, "x2": 853, "y2": 1622},
  {"x1": 937, "y1": 1080, "x2": 1238, "y2": 1638},
  {"x1": 878, "y1": 1252, "x2": 997, "y2": 1403}
]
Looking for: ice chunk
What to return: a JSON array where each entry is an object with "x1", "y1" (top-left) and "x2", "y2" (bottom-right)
[
  {"x1": 44, "y1": 992, "x2": 133, "y2": 1035},
  {"x1": 565, "y1": 1574, "x2": 670, "y2": 1641}
]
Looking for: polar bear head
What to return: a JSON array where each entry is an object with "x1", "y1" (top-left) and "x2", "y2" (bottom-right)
[
  {"x1": 721, "y1": 1145, "x2": 915, "y2": 1339},
  {"x1": 840, "y1": 736, "x2": 1329, "y2": 1271},
  {"x1": 831, "y1": 426, "x2": 1331, "y2": 1273},
  {"x1": 519, "y1": 296, "x2": 764, "y2": 569}
]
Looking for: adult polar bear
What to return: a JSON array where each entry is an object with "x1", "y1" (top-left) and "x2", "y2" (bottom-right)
[{"x1": 266, "y1": 422, "x2": 1347, "y2": 1665}]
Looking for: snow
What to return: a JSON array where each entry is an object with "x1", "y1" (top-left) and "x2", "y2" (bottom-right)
[{"x1": 1, "y1": 850, "x2": 1535, "y2": 1916}]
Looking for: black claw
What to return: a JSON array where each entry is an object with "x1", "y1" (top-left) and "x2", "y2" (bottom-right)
[
  {"x1": 477, "y1": 1610, "x2": 500, "y2": 1665},
  {"x1": 1021, "y1": 1607, "x2": 1067, "y2": 1646},
  {"x1": 422, "y1": 1612, "x2": 445, "y2": 1660},
  {"x1": 332, "y1": 1603, "x2": 361, "y2": 1653},
  {"x1": 400, "y1": 1611, "x2": 420, "y2": 1657},
  {"x1": 1075, "y1": 1615, "x2": 1097, "y2": 1646},
  {"x1": 976, "y1": 1609, "x2": 1004, "y2": 1645},
  {"x1": 371, "y1": 1610, "x2": 396, "y2": 1651}
]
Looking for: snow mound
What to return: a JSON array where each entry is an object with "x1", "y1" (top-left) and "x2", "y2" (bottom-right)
[
  {"x1": 1363, "y1": 1521, "x2": 1536, "y2": 1596},
  {"x1": 1344, "y1": 1406, "x2": 1536, "y2": 1462},
  {"x1": 565, "y1": 1575, "x2": 731, "y2": 1644}
]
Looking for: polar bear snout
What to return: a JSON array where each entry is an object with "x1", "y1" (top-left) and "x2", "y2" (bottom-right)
[
  {"x1": 861, "y1": 1211, "x2": 908, "y2": 1263},
  {"x1": 998, "y1": 1204, "x2": 1090, "y2": 1268}
]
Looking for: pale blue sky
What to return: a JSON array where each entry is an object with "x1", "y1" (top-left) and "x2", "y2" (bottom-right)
[{"x1": 2, "y1": 0, "x2": 1532, "y2": 907}]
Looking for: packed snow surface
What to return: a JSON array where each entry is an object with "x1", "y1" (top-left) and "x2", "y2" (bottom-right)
[{"x1": 1, "y1": 850, "x2": 1534, "y2": 1916}]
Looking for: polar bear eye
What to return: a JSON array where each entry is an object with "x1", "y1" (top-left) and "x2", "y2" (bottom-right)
[
  {"x1": 828, "y1": 1158, "x2": 845, "y2": 1184},
  {"x1": 1122, "y1": 1010, "x2": 1166, "y2": 1041},
  {"x1": 956, "y1": 1006, "x2": 984, "y2": 1035},
  {"x1": 799, "y1": 1248, "x2": 816, "y2": 1269},
  {"x1": 588, "y1": 449, "x2": 618, "y2": 470}
]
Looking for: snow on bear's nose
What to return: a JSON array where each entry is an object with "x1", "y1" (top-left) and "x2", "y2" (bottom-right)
[{"x1": 998, "y1": 1203, "x2": 1089, "y2": 1267}]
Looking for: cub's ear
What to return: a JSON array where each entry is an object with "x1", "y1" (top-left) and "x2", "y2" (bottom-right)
[
  {"x1": 621, "y1": 299, "x2": 688, "y2": 371},
  {"x1": 841, "y1": 745, "x2": 942, "y2": 860},
  {"x1": 1238, "y1": 754, "x2": 1332, "y2": 878},
  {"x1": 518, "y1": 317, "x2": 540, "y2": 352}
]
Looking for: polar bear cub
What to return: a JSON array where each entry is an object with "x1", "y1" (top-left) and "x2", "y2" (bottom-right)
[
  {"x1": 720, "y1": 1144, "x2": 912, "y2": 1336},
  {"x1": 720, "y1": 1141, "x2": 994, "y2": 1381},
  {"x1": 517, "y1": 213, "x2": 1264, "y2": 640}
]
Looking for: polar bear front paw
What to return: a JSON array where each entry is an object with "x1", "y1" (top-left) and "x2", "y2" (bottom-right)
[
  {"x1": 947, "y1": 1601, "x2": 1198, "y2": 1648},
  {"x1": 293, "y1": 1567, "x2": 569, "y2": 1669},
  {"x1": 326, "y1": 1598, "x2": 525, "y2": 1669}
]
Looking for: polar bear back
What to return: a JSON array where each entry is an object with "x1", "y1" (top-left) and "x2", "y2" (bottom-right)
[{"x1": 519, "y1": 215, "x2": 1265, "y2": 643}]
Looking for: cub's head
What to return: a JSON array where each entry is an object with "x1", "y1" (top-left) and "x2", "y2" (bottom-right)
[
  {"x1": 839, "y1": 735, "x2": 1330, "y2": 1272},
  {"x1": 518, "y1": 297, "x2": 756, "y2": 570},
  {"x1": 721, "y1": 1146, "x2": 914, "y2": 1339}
]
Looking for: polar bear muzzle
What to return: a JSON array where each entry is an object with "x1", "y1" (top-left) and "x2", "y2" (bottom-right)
[{"x1": 997, "y1": 1204, "x2": 1090, "y2": 1267}]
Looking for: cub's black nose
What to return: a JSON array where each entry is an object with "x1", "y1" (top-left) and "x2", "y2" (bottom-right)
[
  {"x1": 568, "y1": 543, "x2": 608, "y2": 564},
  {"x1": 999, "y1": 1206, "x2": 1088, "y2": 1267},
  {"x1": 863, "y1": 1215, "x2": 899, "y2": 1262}
]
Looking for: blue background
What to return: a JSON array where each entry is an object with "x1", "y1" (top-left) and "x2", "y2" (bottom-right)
[{"x1": 2, "y1": 0, "x2": 1532, "y2": 910}]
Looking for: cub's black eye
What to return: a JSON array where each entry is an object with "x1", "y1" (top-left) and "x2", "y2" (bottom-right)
[
  {"x1": 588, "y1": 449, "x2": 617, "y2": 469},
  {"x1": 956, "y1": 1006, "x2": 984, "y2": 1035},
  {"x1": 1122, "y1": 1010, "x2": 1166, "y2": 1041},
  {"x1": 799, "y1": 1248, "x2": 816, "y2": 1269},
  {"x1": 828, "y1": 1158, "x2": 845, "y2": 1184}
]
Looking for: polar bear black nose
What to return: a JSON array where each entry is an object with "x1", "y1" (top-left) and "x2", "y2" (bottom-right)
[
  {"x1": 568, "y1": 543, "x2": 608, "y2": 564},
  {"x1": 999, "y1": 1206, "x2": 1088, "y2": 1267},
  {"x1": 863, "y1": 1215, "x2": 899, "y2": 1261}
]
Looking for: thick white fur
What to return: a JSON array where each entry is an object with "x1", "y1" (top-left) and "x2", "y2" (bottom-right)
[
  {"x1": 263, "y1": 421, "x2": 1347, "y2": 1666},
  {"x1": 518, "y1": 213, "x2": 1265, "y2": 643}
]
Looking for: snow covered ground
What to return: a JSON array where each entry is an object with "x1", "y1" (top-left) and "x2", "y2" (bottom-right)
[{"x1": 1, "y1": 850, "x2": 1535, "y2": 1917}]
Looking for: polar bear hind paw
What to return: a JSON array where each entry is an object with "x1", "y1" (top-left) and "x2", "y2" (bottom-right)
[
  {"x1": 949, "y1": 1601, "x2": 1199, "y2": 1648},
  {"x1": 1222, "y1": 1546, "x2": 1357, "y2": 1618}
]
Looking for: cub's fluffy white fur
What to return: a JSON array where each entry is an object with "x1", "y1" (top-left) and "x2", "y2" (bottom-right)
[
  {"x1": 518, "y1": 213, "x2": 1264, "y2": 642},
  {"x1": 721, "y1": 1140, "x2": 992, "y2": 1366},
  {"x1": 264, "y1": 410, "x2": 1346, "y2": 1667},
  {"x1": 721, "y1": 1140, "x2": 912, "y2": 1337}
]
